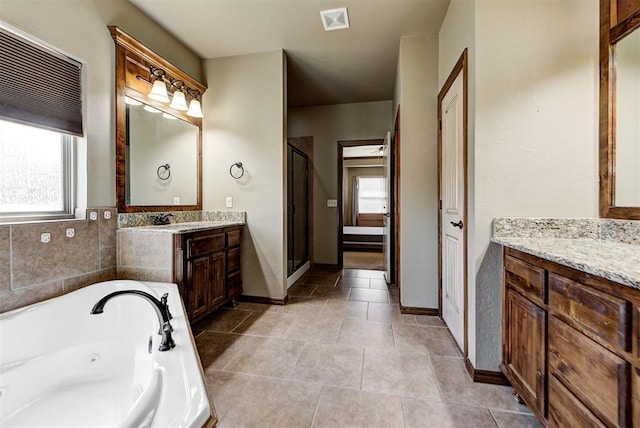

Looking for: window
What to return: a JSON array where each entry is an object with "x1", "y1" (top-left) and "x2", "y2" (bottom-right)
[
  {"x1": 0, "y1": 23, "x2": 82, "y2": 222},
  {"x1": 357, "y1": 176, "x2": 386, "y2": 213},
  {"x1": 0, "y1": 120, "x2": 74, "y2": 219}
]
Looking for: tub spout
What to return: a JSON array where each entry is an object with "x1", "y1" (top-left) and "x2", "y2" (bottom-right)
[{"x1": 90, "y1": 290, "x2": 176, "y2": 351}]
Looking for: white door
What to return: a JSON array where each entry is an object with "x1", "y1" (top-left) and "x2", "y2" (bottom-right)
[
  {"x1": 382, "y1": 131, "x2": 391, "y2": 283},
  {"x1": 441, "y1": 71, "x2": 465, "y2": 350}
]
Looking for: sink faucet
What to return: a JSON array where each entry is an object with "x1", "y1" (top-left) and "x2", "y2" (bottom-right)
[
  {"x1": 153, "y1": 213, "x2": 174, "y2": 226},
  {"x1": 90, "y1": 290, "x2": 176, "y2": 351}
]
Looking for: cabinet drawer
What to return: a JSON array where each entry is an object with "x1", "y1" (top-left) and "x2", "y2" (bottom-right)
[
  {"x1": 549, "y1": 273, "x2": 631, "y2": 352},
  {"x1": 549, "y1": 317, "x2": 630, "y2": 427},
  {"x1": 505, "y1": 255, "x2": 545, "y2": 303},
  {"x1": 548, "y1": 374, "x2": 607, "y2": 428},
  {"x1": 227, "y1": 229, "x2": 241, "y2": 247},
  {"x1": 227, "y1": 247, "x2": 241, "y2": 273},
  {"x1": 187, "y1": 233, "x2": 225, "y2": 259}
]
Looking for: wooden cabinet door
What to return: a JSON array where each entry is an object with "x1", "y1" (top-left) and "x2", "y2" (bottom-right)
[
  {"x1": 188, "y1": 255, "x2": 211, "y2": 320},
  {"x1": 505, "y1": 288, "x2": 546, "y2": 416},
  {"x1": 209, "y1": 252, "x2": 225, "y2": 309}
]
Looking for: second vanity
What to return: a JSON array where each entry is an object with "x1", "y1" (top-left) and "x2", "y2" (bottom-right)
[
  {"x1": 493, "y1": 218, "x2": 640, "y2": 427},
  {"x1": 117, "y1": 212, "x2": 246, "y2": 323}
]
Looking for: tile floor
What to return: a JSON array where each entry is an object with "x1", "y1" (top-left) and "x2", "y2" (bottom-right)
[{"x1": 194, "y1": 265, "x2": 540, "y2": 428}]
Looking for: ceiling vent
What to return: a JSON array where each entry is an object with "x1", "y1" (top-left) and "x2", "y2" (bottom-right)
[{"x1": 320, "y1": 7, "x2": 350, "y2": 31}]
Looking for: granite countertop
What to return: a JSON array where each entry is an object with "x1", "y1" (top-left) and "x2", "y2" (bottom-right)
[
  {"x1": 492, "y1": 236, "x2": 640, "y2": 290},
  {"x1": 117, "y1": 220, "x2": 246, "y2": 234}
]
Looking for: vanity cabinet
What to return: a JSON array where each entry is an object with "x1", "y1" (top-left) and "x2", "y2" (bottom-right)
[
  {"x1": 174, "y1": 226, "x2": 243, "y2": 323},
  {"x1": 502, "y1": 247, "x2": 640, "y2": 427}
]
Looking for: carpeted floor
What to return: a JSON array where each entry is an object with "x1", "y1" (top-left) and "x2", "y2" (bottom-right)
[{"x1": 343, "y1": 251, "x2": 384, "y2": 270}]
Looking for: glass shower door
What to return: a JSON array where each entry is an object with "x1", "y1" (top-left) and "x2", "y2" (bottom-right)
[{"x1": 287, "y1": 144, "x2": 309, "y2": 276}]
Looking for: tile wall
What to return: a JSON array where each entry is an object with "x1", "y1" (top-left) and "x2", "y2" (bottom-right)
[{"x1": 0, "y1": 208, "x2": 117, "y2": 313}]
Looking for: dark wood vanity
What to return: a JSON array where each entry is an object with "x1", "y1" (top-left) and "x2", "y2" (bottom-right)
[
  {"x1": 173, "y1": 225, "x2": 243, "y2": 323},
  {"x1": 502, "y1": 247, "x2": 640, "y2": 427}
]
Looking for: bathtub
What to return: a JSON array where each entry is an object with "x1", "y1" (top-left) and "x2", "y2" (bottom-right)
[{"x1": 0, "y1": 280, "x2": 215, "y2": 427}]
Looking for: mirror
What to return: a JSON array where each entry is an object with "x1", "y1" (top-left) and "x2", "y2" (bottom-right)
[
  {"x1": 614, "y1": 29, "x2": 640, "y2": 206},
  {"x1": 110, "y1": 26, "x2": 206, "y2": 213},
  {"x1": 599, "y1": 1, "x2": 640, "y2": 219},
  {"x1": 126, "y1": 100, "x2": 198, "y2": 206}
]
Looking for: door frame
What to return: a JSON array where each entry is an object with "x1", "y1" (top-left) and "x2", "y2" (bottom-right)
[
  {"x1": 437, "y1": 49, "x2": 469, "y2": 357},
  {"x1": 337, "y1": 138, "x2": 386, "y2": 269}
]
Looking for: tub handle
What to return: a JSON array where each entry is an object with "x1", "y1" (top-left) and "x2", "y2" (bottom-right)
[{"x1": 148, "y1": 335, "x2": 153, "y2": 354}]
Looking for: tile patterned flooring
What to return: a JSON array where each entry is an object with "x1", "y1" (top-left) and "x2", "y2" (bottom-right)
[{"x1": 194, "y1": 266, "x2": 540, "y2": 427}]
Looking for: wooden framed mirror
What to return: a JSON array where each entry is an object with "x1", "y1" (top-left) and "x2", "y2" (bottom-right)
[
  {"x1": 109, "y1": 26, "x2": 206, "y2": 213},
  {"x1": 600, "y1": 0, "x2": 640, "y2": 219}
]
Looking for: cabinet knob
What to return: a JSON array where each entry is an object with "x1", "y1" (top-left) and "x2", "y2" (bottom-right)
[{"x1": 536, "y1": 369, "x2": 543, "y2": 379}]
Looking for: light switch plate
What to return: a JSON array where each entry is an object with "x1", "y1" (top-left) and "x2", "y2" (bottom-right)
[
  {"x1": 173, "y1": 196, "x2": 180, "y2": 205},
  {"x1": 89, "y1": 212, "x2": 98, "y2": 221},
  {"x1": 103, "y1": 211, "x2": 111, "y2": 220},
  {"x1": 226, "y1": 196, "x2": 233, "y2": 208},
  {"x1": 327, "y1": 199, "x2": 338, "y2": 207}
]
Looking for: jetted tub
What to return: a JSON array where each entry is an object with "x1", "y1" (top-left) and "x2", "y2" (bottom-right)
[{"x1": 0, "y1": 280, "x2": 215, "y2": 427}]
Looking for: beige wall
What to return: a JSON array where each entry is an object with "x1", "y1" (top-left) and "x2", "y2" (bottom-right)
[
  {"x1": 202, "y1": 50, "x2": 287, "y2": 300},
  {"x1": 288, "y1": 101, "x2": 392, "y2": 264},
  {"x1": 393, "y1": 35, "x2": 440, "y2": 309},
  {"x1": 439, "y1": 0, "x2": 599, "y2": 370}
]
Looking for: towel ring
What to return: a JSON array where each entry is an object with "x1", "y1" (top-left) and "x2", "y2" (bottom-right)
[
  {"x1": 157, "y1": 163, "x2": 171, "y2": 180},
  {"x1": 229, "y1": 162, "x2": 244, "y2": 179}
]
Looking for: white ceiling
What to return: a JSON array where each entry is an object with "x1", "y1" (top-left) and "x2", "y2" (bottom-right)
[{"x1": 129, "y1": 0, "x2": 450, "y2": 107}]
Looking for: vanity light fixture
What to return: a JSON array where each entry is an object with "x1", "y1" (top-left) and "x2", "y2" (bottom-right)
[
  {"x1": 140, "y1": 66, "x2": 204, "y2": 118},
  {"x1": 169, "y1": 89, "x2": 189, "y2": 111},
  {"x1": 147, "y1": 67, "x2": 170, "y2": 103}
]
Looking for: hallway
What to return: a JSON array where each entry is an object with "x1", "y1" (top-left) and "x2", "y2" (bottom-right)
[{"x1": 194, "y1": 266, "x2": 539, "y2": 427}]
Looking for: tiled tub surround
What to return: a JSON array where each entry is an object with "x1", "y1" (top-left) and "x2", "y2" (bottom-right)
[
  {"x1": 492, "y1": 218, "x2": 640, "y2": 289},
  {"x1": 118, "y1": 210, "x2": 246, "y2": 228},
  {"x1": 0, "y1": 208, "x2": 117, "y2": 313}
]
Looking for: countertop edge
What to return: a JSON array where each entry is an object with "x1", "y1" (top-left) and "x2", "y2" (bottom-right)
[
  {"x1": 117, "y1": 221, "x2": 246, "y2": 234},
  {"x1": 491, "y1": 237, "x2": 640, "y2": 290}
]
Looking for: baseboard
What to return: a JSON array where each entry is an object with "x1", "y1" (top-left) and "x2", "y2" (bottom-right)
[
  {"x1": 399, "y1": 306, "x2": 439, "y2": 316},
  {"x1": 238, "y1": 294, "x2": 289, "y2": 306},
  {"x1": 465, "y1": 358, "x2": 511, "y2": 386}
]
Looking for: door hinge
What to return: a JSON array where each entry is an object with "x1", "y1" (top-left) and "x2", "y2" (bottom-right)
[
  {"x1": 439, "y1": 199, "x2": 442, "y2": 210},
  {"x1": 439, "y1": 119, "x2": 442, "y2": 131},
  {"x1": 439, "y1": 278, "x2": 442, "y2": 289}
]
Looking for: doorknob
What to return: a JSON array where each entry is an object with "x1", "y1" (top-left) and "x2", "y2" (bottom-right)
[{"x1": 450, "y1": 220, "x2": 464, "y2": 229}]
